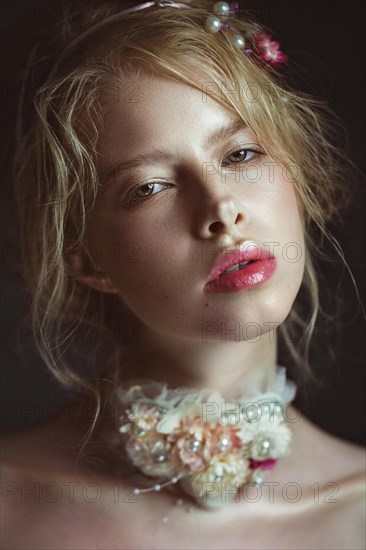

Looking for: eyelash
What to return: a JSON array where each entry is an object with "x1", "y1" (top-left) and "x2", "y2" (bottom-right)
[{"x1": 124, "y1": 146, "x2": 262, "y2": 206}]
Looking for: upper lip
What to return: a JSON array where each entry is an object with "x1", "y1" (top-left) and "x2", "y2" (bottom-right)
[{"x1": 205, "y1": 241, "x2": 274, "y2": 284}]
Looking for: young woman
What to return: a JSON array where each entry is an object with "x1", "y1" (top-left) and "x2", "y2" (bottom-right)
[{"x1": 2, "y1": 1, "x2": 365, "y2": 548}]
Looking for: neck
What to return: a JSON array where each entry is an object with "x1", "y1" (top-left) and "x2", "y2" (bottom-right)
[{"x1": 120, "y1": 325, "x2": 278, "y2": 397}]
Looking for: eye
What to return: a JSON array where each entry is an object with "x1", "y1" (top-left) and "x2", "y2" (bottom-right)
[
  {"x1": 126, "y1": 181, "x2": 171, "y2": 205},
  {"x1": 123, "y1": 146, "x2": 263, "y2": 206},
  {"x1": 135, "y1": 182, "x2": 169, "y2": 197},
  {"x1": 222, "y1": 147, "x2": 261, "y2": 166}
]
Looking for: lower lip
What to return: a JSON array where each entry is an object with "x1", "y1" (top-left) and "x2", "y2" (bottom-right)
[{"x1": 205, "y1": 259, "x2": 277, "y2": 293}]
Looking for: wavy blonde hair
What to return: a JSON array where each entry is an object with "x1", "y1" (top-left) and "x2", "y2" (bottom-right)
[{"x1": 11, "y1": 0, "x2": 357, "y2": 444}]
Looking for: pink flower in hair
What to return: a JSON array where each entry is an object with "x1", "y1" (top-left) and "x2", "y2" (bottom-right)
[{"x1": 252, "y1": 33, "x2": 288, "y2": 67}]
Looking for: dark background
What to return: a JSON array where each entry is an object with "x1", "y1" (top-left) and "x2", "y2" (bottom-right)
[{"x1": 1, "y1": 1, "x2": 365, "y2": 443}]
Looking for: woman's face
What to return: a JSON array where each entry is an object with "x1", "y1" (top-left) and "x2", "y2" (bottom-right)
[{"x1": 85, "y1": 72, "x2": 305, "y2": 343}]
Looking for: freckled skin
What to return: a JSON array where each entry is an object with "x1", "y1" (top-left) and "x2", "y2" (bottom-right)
[
  {"x1": 3, "y1": 77, "x2": 364, "y2": 550},
  {"x1": 3, "y1": 73, "x2": 364, "y2": 550},
  {"x1": 86, "y1": 73, "x2": 305, "y2": 347}
]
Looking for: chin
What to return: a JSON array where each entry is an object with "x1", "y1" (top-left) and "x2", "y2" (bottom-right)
[{"x1": 198, "y1": 295, "x2": 296, "y2": 343}]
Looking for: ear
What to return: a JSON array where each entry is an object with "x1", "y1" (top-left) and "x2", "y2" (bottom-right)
[{"x1": 65, "y1": 249, "x2": 119, "y2": 294}]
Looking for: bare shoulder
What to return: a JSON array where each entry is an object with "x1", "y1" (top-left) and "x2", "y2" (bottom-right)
[
  {"x1": 1, "y1": 424, "x2": 68, "y2": 549},
  {"x1": 295, "y1": 413, "x2": 365, "y2": 546},
  {"x1": 317, "y1": 458, "x2": 366, "y2": 550},
  {"x1": 0, "y1": 422, "x2": 145, "y2": 550},
  {"x1": 1, "y1": 409, "x2": 365, "y2": 550}
]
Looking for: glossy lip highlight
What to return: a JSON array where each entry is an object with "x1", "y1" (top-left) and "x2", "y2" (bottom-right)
[
  {"x1": 205, "y1": 258, "x2": 277, "y2": 293},
  {"x1": 205, "y1": 241, "x2": 275, "y2": 284},
  {"x1": 204, "y1": 241, "x2": 277, "y2": 293}
]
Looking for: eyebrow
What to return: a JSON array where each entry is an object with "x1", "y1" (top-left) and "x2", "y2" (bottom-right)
[{"x1": 101, "y1": 118, "x2": 248, "y2": 185}]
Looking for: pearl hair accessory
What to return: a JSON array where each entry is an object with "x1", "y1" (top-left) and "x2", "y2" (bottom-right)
[
  {"x1": 16, "y1": 0, "x2": 287, "y2": 148},
  {"x1": 47, "y1": 0, "x2": 287, "y2": 81},
  {"x1": 204, "y1": 2, "x2": 249, "y2": 51},
  {"x1": 115, "y1": 366, "x2": 296, "y2": 509},
  {"x1": 204, "y1": 1, "x2": 288, "y2": 66}
]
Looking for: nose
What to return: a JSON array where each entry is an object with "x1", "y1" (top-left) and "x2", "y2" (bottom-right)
[{"x1": 194, "y1": 183, "x2": 245, "y2": 240}]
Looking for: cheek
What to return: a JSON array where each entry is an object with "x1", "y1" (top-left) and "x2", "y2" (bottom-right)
[
  {"x1": 270, "y1": 171, "x2": 304, "y2": 236},
  {"x1": 88, "y1": 209, "x2": 183, "y2": 299},
  {"x1": 265, "y1": 173, "x2": 306, "y2": 284},
  {"x1": 85, "y1": 211, "x2": 142, "y2": 289}
]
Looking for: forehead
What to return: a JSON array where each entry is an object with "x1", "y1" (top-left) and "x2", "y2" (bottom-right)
[
  {"x1": 97, "y1": 73, "x2": 239, "y2": 163},
  {"x1": 102, "y1": 69, "x2": 228, "y2": 119}
]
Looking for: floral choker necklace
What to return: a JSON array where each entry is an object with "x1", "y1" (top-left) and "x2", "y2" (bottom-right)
[{"x1": 114, "y1": 366, "x2": 297, "y2": 509}]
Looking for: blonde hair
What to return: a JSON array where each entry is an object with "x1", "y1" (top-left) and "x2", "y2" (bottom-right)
[{"x1": 10, "y1": 0, "x2": 357, "y2": 437}]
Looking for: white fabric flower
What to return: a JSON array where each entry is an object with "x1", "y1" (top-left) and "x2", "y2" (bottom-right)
[{"x1": 239, "y1": 413, "x2": 293, "y2": 459}]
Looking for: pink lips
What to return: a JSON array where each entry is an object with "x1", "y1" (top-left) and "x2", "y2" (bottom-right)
[{"x1": 205, "y1": 243, "x2": 277, "y2": 293}]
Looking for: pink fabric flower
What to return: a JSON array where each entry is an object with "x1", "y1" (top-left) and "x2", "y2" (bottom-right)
[
  {"x1": 252, "y1": 33, "x2": 287, "y2": 67},
  {"x1": 167, "y1": 417, "x2": 215, "y2": 471},
  {"x1": 167, "y1": 417, "x2": 243, "y2": 472}
]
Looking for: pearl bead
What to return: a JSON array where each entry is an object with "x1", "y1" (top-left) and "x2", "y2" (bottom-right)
[
  {"x1": 244, "y1": 404, "x2": 259, "y2": 421},
  {"x1": 151, "y1": 440, "x2": 169, "y2": 462},
  {"x1": 154, "y1": 484, "x2": 161, "y2": 491},
  {"x1": 171, "y1": 477, "x2": 178, "y2": 484},
  {"x1": 204, "y1": 15, "x2": 221, "y2": 33},
  {"x1": 257, "y1": 436, "x2": 272, "y2": 458},
  {"x1": 185, "y1": 437, "x2": 201, "y2": 452},
  {"x1": 232, "y1": 35, "x2": 245, "y2": 49},
  {"x1": 213, "y1": 1, "x2": 230, "y2": 19},
  {"x1": 132, "y1": 424, "x2": 149, "y2": 437},
  {"x1": 132, "y1": 488, "x2": 140, "y2": 495},
  {"x1": 152, "y1": 452, "x2": 166, "y2": 463},
  {"x1": 253, "y1": 470, "x2": 264, "y2": 486},
  {"x1": 218, "y1": 437, "x2": 231, "y2": 450}
]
